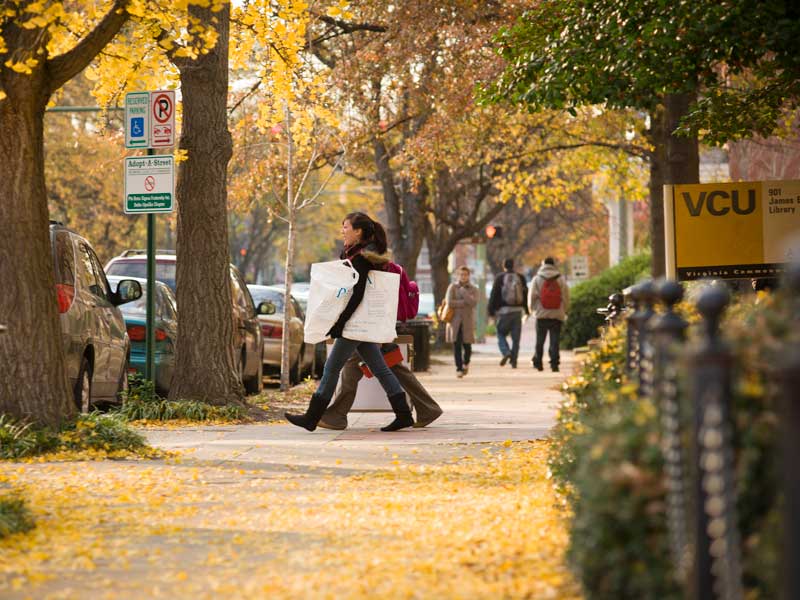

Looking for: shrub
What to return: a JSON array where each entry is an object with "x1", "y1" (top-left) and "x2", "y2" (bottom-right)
[
  {"x1": 561, "y1": 253, "x2": 651, "y2": 349},
  {"x1": 113, "y1": 374, "x2": 246, "y2": 422},
  {"x1": 1, "y1": 413, "x2": 149, "y2": 459},
  {"x1": 58, "y1": 413, "x2": 148, "y2": 453},
  {"x1": 0, "y1": 415, "x2": 59, "y2": 459},
  {"x1": 551, "y1": 289, "x2": 791, "y2": 599},
  {"x1": 0, "y1": 494, "x2": 35, "y2": 539}
]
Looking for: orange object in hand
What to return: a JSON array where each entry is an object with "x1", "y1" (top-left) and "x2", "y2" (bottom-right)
[{"x1": 359, "y1": 345, "x2": 404, "y2": 378}]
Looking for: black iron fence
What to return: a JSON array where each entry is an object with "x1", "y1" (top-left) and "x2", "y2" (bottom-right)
[{"x1": 596, "y1": 266, "x2": 799, "y2": 600}]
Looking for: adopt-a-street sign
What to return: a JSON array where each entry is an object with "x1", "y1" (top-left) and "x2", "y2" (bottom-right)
[
  {"x1": 124, "y1": 155, "x2": 174, "y2": 214},
  {"x1": 664, "y1": 179, "x2": 800, "y2": 280},
  {"x1": 125, "y1": 92, "x2": 150, "y2": 149}
]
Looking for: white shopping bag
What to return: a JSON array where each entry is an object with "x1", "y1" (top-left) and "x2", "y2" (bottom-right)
[
  {"x1": 342, "y1": 269, "x2": 400, "y2": 343},
  {"x1": 304, "y1": 260, "x2": 360, "y2": 344}
]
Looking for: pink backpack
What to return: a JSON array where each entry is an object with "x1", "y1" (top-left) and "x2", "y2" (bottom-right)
[{"x1": 385, "y1": 261, "x2": 419, "y2": 321}]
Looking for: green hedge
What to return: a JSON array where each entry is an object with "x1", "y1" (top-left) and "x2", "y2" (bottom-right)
[
  {"x1": 551, "y1": 289, "x2": 788, "y2": 598},
  {"x1": 561, "y1": 253, "x2": 651, "y2": 349},
  {"x1": 0, "y1": 494, "x2": 34, "y2": 539}
]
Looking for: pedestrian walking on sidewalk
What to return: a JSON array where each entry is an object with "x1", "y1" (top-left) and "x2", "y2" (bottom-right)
[
  {"x1": 445, "y1": 266, "x2": 478, "y2": 378},
  {"x1": 318, "y1": 350, "x2": 443, "y2": 429},
  {"x1": 285, "y1": 212, "x2": 413, "y2": 432},
  {"x1": 488, "y1": 258, "x2": 529, "y2": 368},
  {"x1": 528, "y1": 257, "x2": 569, "y2": 372}
]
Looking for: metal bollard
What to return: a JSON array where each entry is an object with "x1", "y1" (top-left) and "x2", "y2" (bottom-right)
[
  {"x1": 625, "y1": 284, "x2": 645, "y2": 376},
  {"x1": 779, "y1": 263, "x2": 800, "y2": 600},
  {"x1": 637, "y1": 280, "x2": 657, "y2": 398},
  {"x1": 652, "y1": 279, "x2": 691, "y2": 582},
  {"x1": 608, "y1": 292, "x2": 624, "y2": 323},
  {"x1": 688, "y1": 284, "x2": 743, "y2": 600}
]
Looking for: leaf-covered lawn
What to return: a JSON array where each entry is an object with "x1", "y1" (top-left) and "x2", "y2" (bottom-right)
[{"x1": 0, "y1": 441, "x2": 580, "y2": 599}]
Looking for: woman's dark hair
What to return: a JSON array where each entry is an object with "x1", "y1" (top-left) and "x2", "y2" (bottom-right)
[{"x1": 344, "y1": 212, "x2": 388, "y2": 254}]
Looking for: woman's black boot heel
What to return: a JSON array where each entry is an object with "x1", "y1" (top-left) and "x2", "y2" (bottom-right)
[
  {"x1": 285, "y1": 394, "x2": 328, "y2": 431},
  {"x1": 381, "y1": 392, "x2": 414, "y2": 432}
]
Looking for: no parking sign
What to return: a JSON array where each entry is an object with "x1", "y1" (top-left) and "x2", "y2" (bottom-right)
[
  {"x1": 150, "y1": 91, "x2": 175, "y2": 148},
  {"x1": 125, "y1": 90, "x2": 176, "y2": 149}
]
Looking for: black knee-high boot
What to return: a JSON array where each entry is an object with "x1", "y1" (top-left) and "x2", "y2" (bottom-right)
[
  {"x1": 381, "y1": 392, "x2": 414, "y2": 432},
  {"x1": 285, "y1": 393, "x2": 329, "y2": 431}
]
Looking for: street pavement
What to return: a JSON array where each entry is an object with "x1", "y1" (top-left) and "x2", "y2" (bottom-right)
[
  {"x1": 144, "y1": 316, "x2": 572, "y2": 472},
  {"x1": 1, "y1": 318, "x2": 578, "y2": 600}
]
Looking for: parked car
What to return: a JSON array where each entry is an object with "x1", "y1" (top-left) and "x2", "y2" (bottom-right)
[
  {"x1": 50, "y1": 222, "x2": 143, "y2": 411},
  {"x1": 247, "y1": 285, "x2": 309, "y2": 384},
  {"x1": 257, "y1": 284, "x2": 327, "y2": 380},
  {"x1": 105, "y1": 250, "x2": 264, "y2": 394},
  {"x1": 107, "y1": 276, "x2": 177, "y2": 396},
  {"x1": 288, "y1": 281, "x2": 311, "y2": 312}
]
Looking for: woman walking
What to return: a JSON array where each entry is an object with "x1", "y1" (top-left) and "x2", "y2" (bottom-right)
[
  {"x1": 285, "y1": 212, "x2": 413, "y2": 432},
  {"x1": 445, "y1": 266, "x2": 478, "y2": 378}
]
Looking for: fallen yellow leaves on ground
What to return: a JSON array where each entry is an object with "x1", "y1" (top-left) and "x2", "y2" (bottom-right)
[{"x1": 0, "y1": 441, "x2": 581, "y2": 599}]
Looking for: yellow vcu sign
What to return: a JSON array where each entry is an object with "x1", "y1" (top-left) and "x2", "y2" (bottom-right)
[{"x1": 664, "y1": 180, "x2": 800, "y2": 280}]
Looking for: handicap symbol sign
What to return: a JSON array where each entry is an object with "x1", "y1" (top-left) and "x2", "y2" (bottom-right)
[{"x1": 131, "y1": 117, "x2": 144, "y2": 138}]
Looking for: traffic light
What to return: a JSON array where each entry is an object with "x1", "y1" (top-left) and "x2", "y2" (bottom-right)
[{"x1": 485, "y1": 225, "x2": 503, "y2": 239}]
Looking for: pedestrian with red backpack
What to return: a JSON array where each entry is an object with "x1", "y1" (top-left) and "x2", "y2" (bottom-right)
[{"x1": 528, "y1": 257, "x2": 570, "y2": 372}]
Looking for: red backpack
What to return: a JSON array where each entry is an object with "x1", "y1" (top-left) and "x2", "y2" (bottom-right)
[
  {"x1": 385, "y1": 261, "x2": 420, "y2": 321},
  {"x1": 540, "y1": 277, "x2": 562, "y2": 309}
]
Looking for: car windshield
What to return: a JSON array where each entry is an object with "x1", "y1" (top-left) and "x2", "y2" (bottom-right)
[
  {"x1": 106, "y1": 260, "x2": 177, "y2": 293},
  {"x1": 248, "y1": 288, "x2": 285, "y2": 312}
]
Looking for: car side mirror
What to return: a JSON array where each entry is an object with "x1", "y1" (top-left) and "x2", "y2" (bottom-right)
[
  {"x1": 257, "y1": 301, "x2": 276, "y2": 315},
  {"x1": 112, "y1": 279, "x2": 143, "y2": 306}
]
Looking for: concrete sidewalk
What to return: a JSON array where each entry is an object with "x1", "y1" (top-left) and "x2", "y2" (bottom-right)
[{"x1": 144, "y1": 321, "x2": 571, "y2": 472}]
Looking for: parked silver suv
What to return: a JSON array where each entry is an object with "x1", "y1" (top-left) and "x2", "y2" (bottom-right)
[{"x1": 51, "y1": 222, "x2": 142, "y2": 411}]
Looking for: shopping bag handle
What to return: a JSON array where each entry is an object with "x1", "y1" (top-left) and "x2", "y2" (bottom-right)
[{"x1": 341, "y1": 259, "x2": 358, "y2": 280}]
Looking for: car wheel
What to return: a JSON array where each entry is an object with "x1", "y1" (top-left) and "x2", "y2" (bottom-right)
[
  {"x1": 74, "y1": 355, "x2": 92, "y2": 413},
  {"x1": 289, "y1": 355, "x2": 300, "y2": 386},
  {"x1": 116, "y1": 364, "x2": 129, "y2": 403},
  {"x1": 237, "y1": 349, "x2": 246, "y2": 385},
  {"x1": 244, "y1": 355, "x2": 263, "y2": 395}
]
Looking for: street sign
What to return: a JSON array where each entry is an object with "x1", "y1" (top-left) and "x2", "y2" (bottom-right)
[
  {"x1": 149, "y1": 90, "x2": 175, "y2": 148},
  {"x1": 664, "y1": 179, "x2": 800, "y2": 280},
  {"x1": 125, "y1": 92, "x2": 150, "y2": 149},
  {"x1": 570, "y1": 255, "x2": 589, "y2": 280},
  {"x1": 124, "y1": 155, "x2": 174, "y2": 214}
]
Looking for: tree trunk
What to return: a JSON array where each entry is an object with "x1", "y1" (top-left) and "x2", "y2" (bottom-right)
[
  {"x1": 665, "y1": 92, "x2": 700, "y2": 185},
  {"x1": 647, "y1": 105, "x2": 668, "y2": 277},
  {"x1": 280, "y1": 104, "x2": 294, "y2": 392},
  {"x1": 0, "y1": 73, "x2": 75, "y2": 427},
  {"x1": 660, "y1": 92, "x2": 700, "y2": 278},
  {"x1": 374, "y1": 138, "x2": 426, "y2": 277},
  {"x1": 429, "y1": 253, "x2": 451, "y2": 312},
  {"x1": 170, "y1": 2, "x2": 242, "y2": 404}
]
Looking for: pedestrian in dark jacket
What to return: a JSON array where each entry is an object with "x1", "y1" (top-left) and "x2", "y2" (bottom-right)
[
  {"x1": 528, "y1": 257, "x2": 569, "y2": 372},
  {"x1": 285, "y1": 212, "x2": 413, "y2": 432},
  {"x1": 488, "y1": 258, "x2": 529, "y2": 368}
]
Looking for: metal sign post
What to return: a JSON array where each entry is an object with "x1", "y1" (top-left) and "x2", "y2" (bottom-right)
[
  {"x1": 124, "y1": 91, "x2": 176, "y2": 385},
  {"x1": 146, "y1": 152, "x2": 156, "y2": 382}
]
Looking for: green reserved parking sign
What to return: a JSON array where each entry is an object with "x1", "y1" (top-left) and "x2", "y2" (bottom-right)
[{"x1": 124, "y1": 155, "x2": 174, "y2": 214}]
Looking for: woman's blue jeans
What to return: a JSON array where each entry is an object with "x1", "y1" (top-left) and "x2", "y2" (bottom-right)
[{"x1": 316, "y1": 338, "x2": 403, "y2": 403}]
